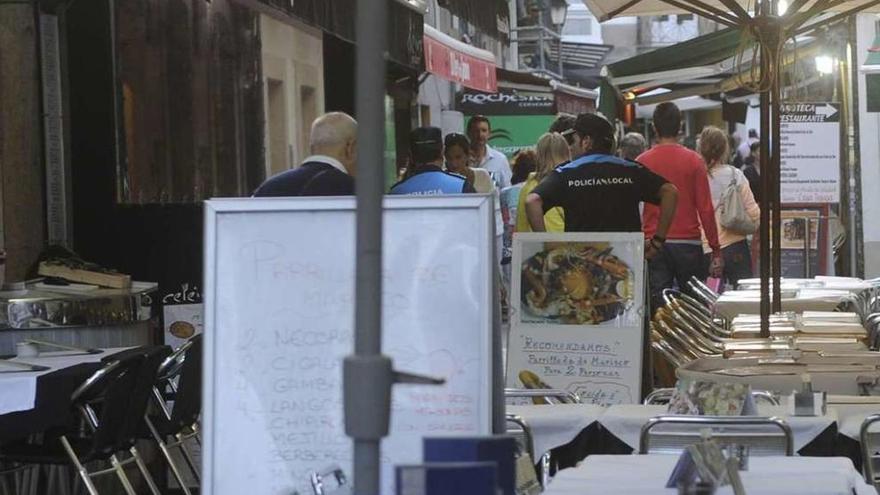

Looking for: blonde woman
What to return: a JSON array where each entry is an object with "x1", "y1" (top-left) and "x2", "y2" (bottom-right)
[
  {"x1": 516, "y1": 133, "x2": 569, "y2": 233},
  {"x1": 699, "y1": 126, "x2": 760, "y2": 286}
]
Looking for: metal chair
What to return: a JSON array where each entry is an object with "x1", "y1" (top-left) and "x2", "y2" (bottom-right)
[
  {"x1": 859, "y1": 413, "x2": 880, "y2": 489},
  {"x1": 639, "y1": 415, "x2": 794, "y2": 456},
  {"x1": 504, "y1": 388, "x2": 581, "y2": 405},
  {"x1": 310, "y1": 465, "x2": 350, "y2": 495},
  {"x1": 650, "y1": 328, "x2": 690, "y2": 369},
  {"x1": 687, "y1": 277, "x2": 719, "y2": 306},
  {"x1": 0, "y1": 348, "x2": 168, "y2": 495},
  {"x1": 144, "y1": 334, "x2": 202, "y2": 494},
  {"x1": 643, "y1": 388, "x2": 780, "y2": 407},
  {"x1": 505, "y1": 414, "x2": 548, "y2": 488}
]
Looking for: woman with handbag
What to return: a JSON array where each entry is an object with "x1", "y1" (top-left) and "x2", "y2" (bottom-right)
[{"x1": 699, "y1": 126, "x2": 761, "y2": 287}]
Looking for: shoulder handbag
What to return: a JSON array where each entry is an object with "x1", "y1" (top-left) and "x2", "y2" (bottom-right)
[{"x1": 716, "y1": 166, "x2": 757, "y2": 235}]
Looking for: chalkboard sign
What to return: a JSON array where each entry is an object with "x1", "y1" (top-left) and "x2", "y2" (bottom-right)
[
  {"x1": 506, "y1": 233, "x2": 645, "y2": 406},
  {"x1": 202, "y1": 196, "x2": 497, "y2": 495}
]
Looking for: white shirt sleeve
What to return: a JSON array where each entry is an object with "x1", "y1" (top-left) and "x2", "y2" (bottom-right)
[{"x1": 496, "y1": 152, "x2": 512, "y2": 189}]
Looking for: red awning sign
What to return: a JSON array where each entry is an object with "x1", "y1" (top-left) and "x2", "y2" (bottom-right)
[{"x1": 423, "y1": 25, "x2": 497, "y2": 93}]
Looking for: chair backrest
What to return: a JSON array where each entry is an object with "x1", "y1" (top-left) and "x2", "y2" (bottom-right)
[
  {"x1": 112, "y1": 346, "x2": 172, "y2": 447},
  {"x1": 504, "y1": 388, "x2": 580, "y2": 405},
  {"x1": 310, "y1": 465, "x2": 350, "y2": 495},
  {"x1": 72, "y1": 352, "x2": 146, "y2": 458},
  {"x1": 505, "y1": 413, "x2": 535, "y2": 461},
  {"x1": 639, "y1": 415, "x2": 793, "y2": 456},
  {"x1": 168, "y1": 334, "x2": 202, "y2": 429},
  {"x1": 860, "y1": 413, "x2": 880, "y2": 487}
]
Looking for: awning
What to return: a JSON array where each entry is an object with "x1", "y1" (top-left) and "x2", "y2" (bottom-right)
[
  {"x1": 582, "y1": 0, "x2": 880, "y2": 21},
  {"x1": 549, "y1": 41, "x2": 613, "y2": 69},
  {"x1": 604, "y1": 27, "x2": 741, "y2": 88},
  {"x1": 598, "y1": 27, "x2": 741, "y2": 120},
  {"x1": 635, "y1": 95, "x2": 721, "y2": 118},
  {"x1": 424, "y1": 24, "x2": 497, "y2": 92},
  {"x1": 597, "y1": 25, "x2": 821, "y2": 120}
]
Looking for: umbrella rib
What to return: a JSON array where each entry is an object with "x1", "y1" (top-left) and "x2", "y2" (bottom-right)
[
  {"x1": 786, "y1": 0, "x2": 834, "y2": 31},
  {"x1": 785, "y1": 0, "x2": 816, "y2": 17},
  {"x1": 794, "y1": 0, "x2": 880, "y2": 35},
  {"x1": 686, "y1": 0, "x2": 746, "y2": 24},
  {"x1": 658, "y1": 0, "x2": 740, "y2": 27},
  {"x1": 714, "y1": 0, "x2": 754, "y2": 20},
  {"x1": 607, "y1": 0, "x2": 644, "y2": 19}
]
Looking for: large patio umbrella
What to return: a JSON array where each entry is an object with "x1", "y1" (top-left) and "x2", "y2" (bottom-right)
[{"x1": 586, "y1": 0, "x2": 880, "y2": 337}]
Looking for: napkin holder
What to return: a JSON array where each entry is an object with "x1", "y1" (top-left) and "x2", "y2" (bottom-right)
[
  {"x1": 788, "y1": 373, "x2": 826, "y2": 416},
  {"x1": 786, "y1": 391, "x2": 827, "y2": 416},
  {"x1": 666, "y1": 431, "x2": 745, "y2": 495}
]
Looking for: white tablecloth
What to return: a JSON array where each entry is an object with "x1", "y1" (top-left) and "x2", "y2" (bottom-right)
[
  {"x1": 544, "y1": 455, "x2": 875, "y2": 495},
  {"x1": 506, "y1": 404, "x2": 604, "y2": 459},
  {"x1": 0, "y1": 348, "x2": 129, "y2": 416},
  {"x1": 830, "y1": 403, "x2": 880, "y2": 441},
  {"x1": 597, "y1": 404, "x2": 836, "y2": 453},
  {"x1": 715, "y1": 292, "x2": 847, "y2": 319}
]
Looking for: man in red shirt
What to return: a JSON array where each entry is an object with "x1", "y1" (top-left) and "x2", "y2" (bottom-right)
[{"x1": 638, "y1": 102, "x2": 723, "y2": 314}]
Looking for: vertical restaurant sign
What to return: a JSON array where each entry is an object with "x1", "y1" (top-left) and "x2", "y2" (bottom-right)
[
  {"x1": 506, "y1": 233, "x2": 646, "y2": 406},
  {"x1": 424, "y1": 24, "x2": 497, "y2": 93},
  {"x1": 780, "y1": 103, "x2": 840, "y2": 204},
  {"x1": 162, "y1": 283, "x2": 203, "y2": 349}
]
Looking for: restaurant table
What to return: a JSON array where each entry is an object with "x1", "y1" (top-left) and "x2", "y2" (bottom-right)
[
  {"x1": 543, "y1": 455, "x2": 876, "y2": 495},
  {"x1": 506, "y1": 404, "x2": 604, "y2": 461},
  {"x1": 0, "y1": 347, "x2": 132, "y2": 443},
  {"x1": 596, "y1": 404, "x2": 837, "y2": 456},
  {"x1": 714, "y1": 289, "x2": 851, "y2": 319}
]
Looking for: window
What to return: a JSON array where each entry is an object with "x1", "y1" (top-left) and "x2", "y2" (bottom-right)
[
  {"x1": 677, "y1": 14, "x2": 694, "y2": 23},
  {"x1": 116, "y1": 1, "x2": 262, "y2": 202}
]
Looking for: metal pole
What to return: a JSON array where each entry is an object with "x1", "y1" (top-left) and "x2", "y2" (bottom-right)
[
  {"x1": 758, "y1": 0, "x2": 772, "y2": 338},
  {"x1": 558, "y1": 29, "x2": 563, "y2": 78},
  {"x1": 771, "y1": 35, "x2": 783, "y2": 312},
  {"x1": 539, "y1": 13, "x2": 545, "y2": 74},
  {"x1": 804, "y1": 217, "x2": 812, "y2": 278},
  {"x1": 345, "y1": 0, "x2": 390, "y2": 493}
]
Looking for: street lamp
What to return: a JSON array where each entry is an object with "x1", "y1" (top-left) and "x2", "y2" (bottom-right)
[
  {"x1": 815, "y1": 55, "x2": 834, "y2": 75},
  {"x1": 549, "y1": 0, "x2": 568, "y2": 27}
]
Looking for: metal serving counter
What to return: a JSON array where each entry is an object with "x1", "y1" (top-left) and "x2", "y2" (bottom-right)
[{"x1": 0, "y1": 281, "x2": 157, "y2": 355}]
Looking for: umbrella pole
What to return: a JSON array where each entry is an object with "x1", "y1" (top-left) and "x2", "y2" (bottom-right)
[
  {"x1": 771, "y1": 60, "x2": 783, "y2": 313},
  {"x1": 759, "y1": 81, "x2": 772, "y2": 338},
  {"x1": 758, "y1": 0, "x2": 774, "y2": 338},
  {"x1": 345, "y1": 0, "x2": 391, "y2": 493}
]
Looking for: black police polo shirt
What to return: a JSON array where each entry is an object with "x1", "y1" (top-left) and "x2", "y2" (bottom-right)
[{"x1": 531, "y1": 152, "x2": 669, "y2": 232}]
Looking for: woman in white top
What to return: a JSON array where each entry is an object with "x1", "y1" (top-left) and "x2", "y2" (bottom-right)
[
  {"x1": 444, "y1": 133, "x2": 494, "y2": 193},
  {"x1": 699, "y1": 126, "x2": 761, "y2": 287}
]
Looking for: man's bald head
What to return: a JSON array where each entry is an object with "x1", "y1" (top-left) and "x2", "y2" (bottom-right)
[{"x1": 310, "y1": 112, "x2": 358, "y2": 175}]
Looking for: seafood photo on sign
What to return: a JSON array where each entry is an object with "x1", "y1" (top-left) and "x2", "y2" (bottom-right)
[{"x1": 519, "y1": 242, "x2": 635, "y2": 325}]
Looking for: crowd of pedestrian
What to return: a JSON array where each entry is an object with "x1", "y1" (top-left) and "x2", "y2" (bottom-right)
[{"x1": 254, "y1": 103, "x2": 763, "y2": 317}]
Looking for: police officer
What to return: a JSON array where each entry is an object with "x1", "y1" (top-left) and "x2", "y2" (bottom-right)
[
  {"x1": 390, "y1": 127, "x2": 476, "y2": 195},
  {"x1": 524, "y1": 113, "x2": 679, "y2": 260}
]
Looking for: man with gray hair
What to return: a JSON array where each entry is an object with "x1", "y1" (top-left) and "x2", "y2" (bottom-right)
[
  {"x1": 253, "y1": 112, "x2": 358, "y2": 196},
  {"x1": 618, "y1": 132, "x2": 647, "y2": 161}
]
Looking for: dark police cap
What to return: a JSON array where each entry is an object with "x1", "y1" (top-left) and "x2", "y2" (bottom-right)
[{"x1": 410, "y1": 127, "x2": 443, "y2": 151}]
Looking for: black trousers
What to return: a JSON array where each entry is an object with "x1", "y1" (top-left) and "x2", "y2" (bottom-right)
[{"x1": 648, "y1": 242, "x2": 708, "y2": 315}]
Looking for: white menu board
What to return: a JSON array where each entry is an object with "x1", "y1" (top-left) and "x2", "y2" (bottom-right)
[
  {"x1": 780, "y1": 102, "x2": 840, "y2": 204},
  {"x1": 201, "y1": 196, "x2": 496, "y2": 495},
  {"x1": 506, "y1": 233, "x2": 645, "y2": 406}
]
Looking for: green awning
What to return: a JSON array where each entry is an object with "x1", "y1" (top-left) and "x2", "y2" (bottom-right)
[
  {"x1": 605, "y1": 27, "x2": 744, "y2": 83},
  {"x1": 598, "y1": 27, "x2": 745, "y2": 122}
]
